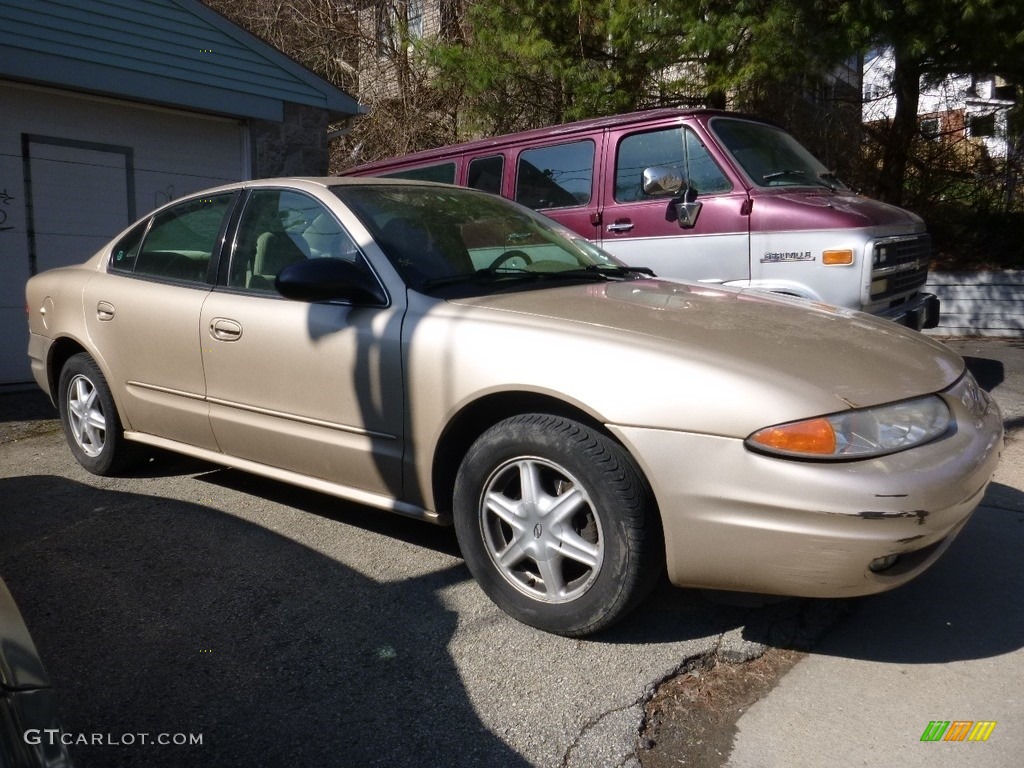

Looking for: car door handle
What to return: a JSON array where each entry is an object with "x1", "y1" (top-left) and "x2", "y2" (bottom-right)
[
  {"x1": 96, "y1": 301, "x2": 115, "y2": 321},
  {"x1": 210, "y1": 318, "x2": 243, "y2": 342},
  {"x1": 606, "y1": 221, "x2": 634, "y2": 233}
]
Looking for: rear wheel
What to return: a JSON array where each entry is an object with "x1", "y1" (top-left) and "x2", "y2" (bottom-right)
[
  {"x1": 58, "y1": 353, "x2": 136, "y2": 476},
  {"x1": 454, "y1": 414, "x2": 661, "y2": 636}
]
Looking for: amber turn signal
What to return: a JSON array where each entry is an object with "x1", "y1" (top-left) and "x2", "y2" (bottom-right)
[
  {"x1": 822, "y1": 249, "x2": 854, "y2": 265},
  {"x1": 748, "y1": 418, "x2": 837, "y2": 455}
]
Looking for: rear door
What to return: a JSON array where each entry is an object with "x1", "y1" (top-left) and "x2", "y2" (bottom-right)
[
  {"x1": 82, "y1": 193, "x2": 236, "y2": 449},
  {"x1": 598, "y1": 124, "x2": 750, "y2": 282}
]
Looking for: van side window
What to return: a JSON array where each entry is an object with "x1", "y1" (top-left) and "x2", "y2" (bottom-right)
[
  {"x1": 615, "y1": 128, "x2": 731, "y2": 203},
  {"x1": 468, "y1": 155, "x2": 504, "y2": 195},
  {"x1": 515, "y1": 140, "x2": 594, "y2": 210},
  {"x1": 381, "y1": 163, "x2": 456, "y2": 184}
]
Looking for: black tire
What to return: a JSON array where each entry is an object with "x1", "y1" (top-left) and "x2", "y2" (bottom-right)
[
  {"x1": 453, "y1": 414, "x2": 662, "y2": 636},
  {"x1": 57, "y1": 353, "x2": 137, "y2": 476}
]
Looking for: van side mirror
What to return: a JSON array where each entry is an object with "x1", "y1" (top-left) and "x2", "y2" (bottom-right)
[
  {"x1": 673, "y1": 186, "x2": 702, "y2": 230},
  {"x1": 642, "y1": 166, "x2": 685, "y2": 196},
  {"x1": 642, "y1": 166, "x2": 702, "y2": 229}
]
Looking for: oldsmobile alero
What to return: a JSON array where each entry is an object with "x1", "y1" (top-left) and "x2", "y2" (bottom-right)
[{"x1": 25, "y1": 178, "x2": 1003, "y2": 635}]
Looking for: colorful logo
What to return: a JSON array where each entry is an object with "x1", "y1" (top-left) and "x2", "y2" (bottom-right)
[{"x1": 920, "y1": 721, "x2": 997, "y2": 742}]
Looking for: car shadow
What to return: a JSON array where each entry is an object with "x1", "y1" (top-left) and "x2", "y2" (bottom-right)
[
  {"x1": 197, "y1": 466, "x2": 755, "y2": 646},
  {"x1": 743, "y1": 481, "x2": 1024, "y2": 664},
  {"x1": 0, "y1": 475, "x2": 532, "y2": 768}
]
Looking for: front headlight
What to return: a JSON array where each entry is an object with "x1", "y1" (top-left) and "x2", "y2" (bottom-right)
[{"x1": 746, "y1": 396, "x2": 951, "y2": 460}]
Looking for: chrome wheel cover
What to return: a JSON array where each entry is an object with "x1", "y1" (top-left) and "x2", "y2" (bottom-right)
[
  {"x1": 479, "y1": 457, "x2": 604, "y2": 603},
  {"x1": 66, "y1": 374, "x2": 106, "y2": 458}
]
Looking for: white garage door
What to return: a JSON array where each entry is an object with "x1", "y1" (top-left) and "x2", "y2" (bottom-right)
[{"x1": 1, "y1": 82, "x2": 249, "y2": 384}]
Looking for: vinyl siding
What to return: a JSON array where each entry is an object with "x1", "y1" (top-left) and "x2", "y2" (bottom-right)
[{"x1": 0, "y1": 0, "x2": 359, "y2": 120}]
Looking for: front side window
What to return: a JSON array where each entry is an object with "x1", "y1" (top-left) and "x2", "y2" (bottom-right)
[
  {"x1": 515, "y1": 140, "x2": 594, "y2": 210},
  {"x1": 229, "y1": 189, "x2": 364, "y2": 292},
  {"x1": 381, "y1": 163, "x2": 456, "y2": 184},
  {"x1": 130, "y1": 194, "x2": 233, "y2": 282},
  {"x1": 615, "y1": 127, "x2": 732, "y2": 202}
]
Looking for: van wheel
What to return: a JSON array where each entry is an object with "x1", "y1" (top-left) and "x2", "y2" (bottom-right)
[
  {"x1": 453, "y1": 414, "x2": 661, "y2": 636},
  {"x1": 58, "y1": 353, "x2": 136, "y2": 476}
]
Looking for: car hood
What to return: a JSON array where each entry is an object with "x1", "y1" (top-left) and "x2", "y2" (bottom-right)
[{"x1": 446, "y1": 278, "x2": 963, "y2": 423}]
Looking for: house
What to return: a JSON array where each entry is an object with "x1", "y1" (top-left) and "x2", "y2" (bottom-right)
[
  {"x1": 862, "y1": 47, "x2": 1018, "y2": 159},
  {"x1": 0, "y1": 0, "x2": 362, "y2": 385}
]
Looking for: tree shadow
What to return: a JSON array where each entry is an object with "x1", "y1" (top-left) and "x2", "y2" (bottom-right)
[{"x1": 0, "y1": 475, "x2": 531, "y2": 768}]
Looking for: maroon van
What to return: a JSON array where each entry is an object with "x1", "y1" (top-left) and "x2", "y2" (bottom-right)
[{"x1": 346, "y1": 109, "x2": 938, "y2": 329}]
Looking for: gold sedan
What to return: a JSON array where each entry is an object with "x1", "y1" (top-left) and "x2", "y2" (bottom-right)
[{"x1": 26, "y1": 179, "x2": 1003, "y2": 636}]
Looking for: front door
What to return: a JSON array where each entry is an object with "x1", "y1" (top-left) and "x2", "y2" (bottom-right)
[
  {"x1": 200, "y1": 188, "x2": 405, "y2": 498},
  {"x1": 598, "y1": 125, "x2": 750, "y2": 282}
]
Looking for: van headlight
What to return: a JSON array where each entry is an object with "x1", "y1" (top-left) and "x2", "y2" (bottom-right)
[{"x1": 746, "y1": 396, "x2": 951, "y2": 460}]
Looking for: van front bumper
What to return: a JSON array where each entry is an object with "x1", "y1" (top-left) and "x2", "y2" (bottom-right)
[{"x1": 877, "y1": 292, "x2": 940, "y2": 330}]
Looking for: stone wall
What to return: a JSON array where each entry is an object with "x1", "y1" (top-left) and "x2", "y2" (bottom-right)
[
  {"x1": 924, "y1": 271, "x2": 1024, "y2": 337},
  {"x1": 250, "y1": 102, "x2": 330, "y2": 178}
]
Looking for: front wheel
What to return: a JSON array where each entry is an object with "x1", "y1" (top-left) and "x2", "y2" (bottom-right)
[
  {"x1": 58, "y1": 353, "x2": 136, "y2": 476},
  {"x1": 453, "y1": 414, "x2": 661, "y2": 636}
]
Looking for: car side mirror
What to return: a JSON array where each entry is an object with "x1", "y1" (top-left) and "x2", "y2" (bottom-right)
[{"x1": 275, "y1": 258, "x2": 387, "y2": 305}]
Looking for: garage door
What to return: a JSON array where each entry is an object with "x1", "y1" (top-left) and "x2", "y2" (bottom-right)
[{"x1": 0, "y1": 82, "x2": 248, "y2": 384}]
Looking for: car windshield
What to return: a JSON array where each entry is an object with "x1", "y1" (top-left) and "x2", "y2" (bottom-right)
[
  {"x1": 709, "y1": 118, "x2": 847, "y2": 190},
  {"x1": 331, "y1": 183, "x2": 634, "y2": 292}
]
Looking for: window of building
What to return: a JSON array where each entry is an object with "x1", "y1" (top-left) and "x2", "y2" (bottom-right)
[{"x1": 969, "y1": 113, "x2": 997, "y2": 138}]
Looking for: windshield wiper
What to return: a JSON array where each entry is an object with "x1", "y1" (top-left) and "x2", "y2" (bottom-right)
[
  {"x1": 419, "y1": 268, "x2": 539, "y2": 291},
  {"x1": 584, "y1": 264, "x2": 656, "y2": 277},
  {"x1": 420, "y1": 263, "x2": 656, "y2": 292},
  {"x1": 763, "y1": 169, "x2": 835, "y2": 190}
]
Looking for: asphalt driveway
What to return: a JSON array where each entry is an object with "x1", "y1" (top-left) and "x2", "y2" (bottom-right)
[
  {"x1": 1, "y1": 337, "x2": 1019, "y2": 767},
  {"x1": 0, "y1": 394, "x2": 824, "y2": 768}
]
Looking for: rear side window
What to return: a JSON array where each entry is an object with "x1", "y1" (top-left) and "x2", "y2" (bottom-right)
[
  {"x1": 131, "y1": 195, "x2": 233, "y2": 282},
  {"x1": 109, "y1": 220, "x2": 148, "y2": 272},
  {"x1": 615, "y1": 127, "x2": 731, "y2": 202},
  {"x1": 467, "y1": 155, "x2": 504, "y2": 195},
  {"x1": 515, "y1": 140, "x2": 594, "y2": 210},
  {"x1": 381, "y1": 163, "x2": 456, "y2": 184}
]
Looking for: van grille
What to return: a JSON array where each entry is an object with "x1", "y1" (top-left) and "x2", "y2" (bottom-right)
[{"x1": 870, "y1": 235, "x2": 930, "y2": 300}]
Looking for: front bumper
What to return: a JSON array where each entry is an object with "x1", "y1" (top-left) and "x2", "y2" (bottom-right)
[
  {"x1": 610, "y1": 377, "x2": 1003, "y2": 598},
  {"x1": 876, "y1": 292, "x2": 940, "y2": 330}
]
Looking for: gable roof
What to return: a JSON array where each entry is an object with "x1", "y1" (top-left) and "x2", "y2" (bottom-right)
[{"x1": 0, "y1": 0, "x2": 361, "y2": 121}]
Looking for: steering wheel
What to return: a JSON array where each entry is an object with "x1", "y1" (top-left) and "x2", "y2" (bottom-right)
[{"x1": 488, "y1": 249, "x2": 533, "y2": 270}]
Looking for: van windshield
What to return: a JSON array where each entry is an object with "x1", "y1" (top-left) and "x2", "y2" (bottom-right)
[
  {"x1": 331, "y1": 183, "x2": 645, "y2": 293},
  {"x1": 710, "y1": 118, "x2": 846, "y2": 191}
]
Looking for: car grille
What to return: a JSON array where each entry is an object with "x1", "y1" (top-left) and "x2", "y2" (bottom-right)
[{"x1": 870, "y1": 235, "x2": 930, "y2": 300}]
